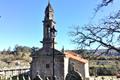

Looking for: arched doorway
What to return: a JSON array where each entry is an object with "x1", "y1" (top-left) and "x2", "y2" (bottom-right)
[{"x1": 65, "y1": 71, "x2": 82, "y2": 80}]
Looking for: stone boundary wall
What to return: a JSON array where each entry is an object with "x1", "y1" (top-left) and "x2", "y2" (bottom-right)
[
  {"x1": 0, "y1": 66, "x2": 30, "y2": 77},
  {"x1": 90, "y1": 76, "x2": 120, "y2": 80}
]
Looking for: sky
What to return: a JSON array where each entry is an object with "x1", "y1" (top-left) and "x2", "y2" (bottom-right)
[{"x1": 0, "y1": 0, "x2": 120, "y2": 51}]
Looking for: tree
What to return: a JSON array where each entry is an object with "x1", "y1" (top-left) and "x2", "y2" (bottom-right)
[
  {"x1": 70, "y1": 0, "x2": 120, "y2": 54},
  {"x1": 71, "y1": 49, "x2": 91, "y2": 59},
  {"x1": 13, "y1": 45, "x2": 32, "y2": 61},
  {"x1": 95, "y1": 0, "x2": 114, "y2": 13},
  {"x1": 31, "y1": 47, "x2": 39, "y2": 54}
]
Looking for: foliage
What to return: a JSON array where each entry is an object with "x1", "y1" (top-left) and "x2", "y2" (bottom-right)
[
  {"x1": 71, "y1": 49, "x2": 93, "y2": 59},
  {"x1": 89, "y1": 60, "x2": 120, "y2": 76},
  {"x1": 0, "y1": 45, "x2": 37, "y2": 68}
]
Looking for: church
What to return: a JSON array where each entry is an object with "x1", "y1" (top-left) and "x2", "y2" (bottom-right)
[{"x1": 30, "y1": 2, "x2": 89, "y2": 80}]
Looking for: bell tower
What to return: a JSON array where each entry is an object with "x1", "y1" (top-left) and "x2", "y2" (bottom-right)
[{"x1": 41, "y1": 1, "x2": 57, "y2": 49}]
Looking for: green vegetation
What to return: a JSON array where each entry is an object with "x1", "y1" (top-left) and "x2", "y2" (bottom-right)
[
  {"x1": 89, "y1": 60, "x2": 120, "y2": 76},
  {"x1": 0, "y1": 45, "x2": 38, "y2": 68}
]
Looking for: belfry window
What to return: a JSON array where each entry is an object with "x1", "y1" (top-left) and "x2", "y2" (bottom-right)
[
  {"x1": 48, "y1": 27, "x2": 51, "y2": 38},
  {"x1": 46, "y1": 25, "x2": 51, "y2": 38}
]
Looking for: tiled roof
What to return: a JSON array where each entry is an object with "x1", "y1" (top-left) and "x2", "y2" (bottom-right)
[
  {"x1": 32, "y1": 48, "x2": 63, "y2": 57},
  {"x1": 64, "y1": 51, "x2": 88, "y2": 64}
]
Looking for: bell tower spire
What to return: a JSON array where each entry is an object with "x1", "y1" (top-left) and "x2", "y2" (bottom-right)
[
  {"x1": 41, "y1": 2, "x2": 57, "y2": 49},
  {"x1": 48, "y1": 0, "x2": 50, "y2": 4}
]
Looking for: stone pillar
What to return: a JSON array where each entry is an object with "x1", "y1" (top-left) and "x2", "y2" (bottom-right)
[
  {"x1": 22, "y1": 75, "x2": 25, "y2": 80},
  {"x1": 28, "y1": 75, "x2": 31, "y2": 80},
  {"x1": 33, "y1": 75, "x2": 43, "y2": 80},
  {"x1": 17, "y1": 75, "x2": 19, "y2": 80},
  {"x1": 46, "y1": 77, "x2": 49, "y2": 80},
  {"x1": 9, "y1": 76, "x2": 12, "y2": 80}
]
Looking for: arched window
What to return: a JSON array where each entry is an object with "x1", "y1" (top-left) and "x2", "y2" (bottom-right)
[{"x1": 46, "y1": 24, "x2": 50, "y2": 38}]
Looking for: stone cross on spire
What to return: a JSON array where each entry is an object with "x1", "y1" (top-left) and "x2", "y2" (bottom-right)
[{"x1": 48, "y1": 0, "x2": 50, "y2": 3}]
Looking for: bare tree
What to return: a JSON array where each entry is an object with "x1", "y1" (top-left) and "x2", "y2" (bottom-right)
[
  {"x1": 70, "y1": 10, "x2": 120, "y2": 54},
  {"x1": 95, "y1": 0, "x2": 114, "y2": 13}
]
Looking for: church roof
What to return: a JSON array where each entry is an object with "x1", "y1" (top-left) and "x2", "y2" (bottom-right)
[
  {"x1": 32, "y1": 48, "x2": 63, "y2": 57},
  {"x1": 64, "y1": 51, "x2": 88, "y2": 64}
]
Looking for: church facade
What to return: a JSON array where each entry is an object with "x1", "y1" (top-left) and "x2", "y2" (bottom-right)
[{"x1": 30, "y1": 2, "x2": 89, "y2": 80}]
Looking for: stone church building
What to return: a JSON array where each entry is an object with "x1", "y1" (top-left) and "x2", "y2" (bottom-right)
[{"x1": 30, "y1": 2, "x2": 89, "y2": 80}]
